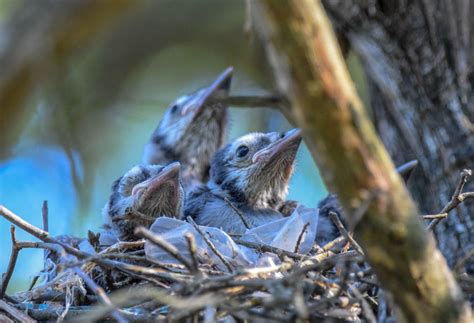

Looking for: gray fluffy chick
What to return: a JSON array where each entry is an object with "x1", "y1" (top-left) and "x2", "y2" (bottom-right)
[
  {"x1": 185, "y1": 129, "x2": 303, "y2": 234},
  {"x1": 142, "y1": 67, "x2": 233, "y2": 191},
  {"x1": 103, "y1": 162, "x2": 184, "y2": 241}
]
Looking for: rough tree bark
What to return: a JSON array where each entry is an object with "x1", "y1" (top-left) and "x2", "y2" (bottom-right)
[
  {"x1": 322, "y1": 0, "x2": 474, "y2": 269},
  {"x1": 253, "y1": 1, "x2": 472, "y2": 322}
]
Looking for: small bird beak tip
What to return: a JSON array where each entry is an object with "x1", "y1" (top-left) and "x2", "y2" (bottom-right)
[
  {"x1": 132, "y1": 164, "x2": 181, "y2": 198},
  {"x1": 210, "y1": 67, "x2": 234, "y2": 93},
  {"x1": 161, "y1": 162, "x2": 181, "y2": 180},
  {"x1": 192, "y1": 67, "x2": 234, "y2": 116},
  {"x1": 252, "y1": 129, "x2": 303, "y2": 164},
  {"x1": 168, "y1": 161, "x2": 181, "y2": 170}
]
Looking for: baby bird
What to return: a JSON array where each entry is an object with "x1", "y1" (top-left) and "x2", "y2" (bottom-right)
[
  {"x1": 103, "y1": 162, "x2": 184, "y2": 241},
  {"x1": 143, "y1": 67, "x2": 233, "y2": 190},
  {"x1": 43, "y1": 163, "x2": 184, "y2": 284},
  {"x1": 185, "y1": 129, "x2": 303, "y2": 234}
]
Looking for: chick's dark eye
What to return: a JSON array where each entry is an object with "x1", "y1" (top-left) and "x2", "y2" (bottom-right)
[
  {"x1": 236, "y1": 145, "x2": 249, "y2": 158},
  {"x1": 170, "y1": 104, "x2": 179, "y2": 114}
]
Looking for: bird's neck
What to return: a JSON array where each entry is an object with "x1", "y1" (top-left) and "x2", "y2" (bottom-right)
[
  {"x1": 246, "y1": 188, "x2": 286, "y2": 210},
  {"x1": 181, "y1": 161, "x2": 210, "y2": 190},
  {"x1": 143, "y1": 143, "x2": 210, "y2": 188},
  {"x1": 208, "y1": 180, "x2": 286, "y2": 211}
]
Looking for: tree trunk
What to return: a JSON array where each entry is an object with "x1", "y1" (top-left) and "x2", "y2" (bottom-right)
[
  {"x1": 323, "y1": 0, "x2": 474, "y2": 269},
  {"x1": 253, "y1": 1, "x2": 471, "y2": 322}
]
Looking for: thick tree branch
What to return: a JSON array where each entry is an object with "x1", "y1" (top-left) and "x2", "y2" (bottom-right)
[
  {"x1": 322, "y1": 0, "x2": 474, "y2": 268},
  {"x1": 253, "y1": 1, "x2": 471, "y2": 322}
]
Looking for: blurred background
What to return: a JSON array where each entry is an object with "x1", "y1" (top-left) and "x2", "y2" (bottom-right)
[{"x1": 0, "y1": 0, "x2": 366, "y2": 292}]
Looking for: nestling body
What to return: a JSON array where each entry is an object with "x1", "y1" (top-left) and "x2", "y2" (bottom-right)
[{"x1": 185, "y1": 129, "x2": 303, "y2": 234}]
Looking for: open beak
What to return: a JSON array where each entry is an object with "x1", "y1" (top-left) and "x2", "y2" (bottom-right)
[
  {"x1": 132, "y1": 162, "x2": 181, "y2": 198},
  {"x1": 181, "y1": 67, "x2": 233, "y2": 117},
  {"x1": 252, "y1": 129, "x2": 303, "y2": 164}
]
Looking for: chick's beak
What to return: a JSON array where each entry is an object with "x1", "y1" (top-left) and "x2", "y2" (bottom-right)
[
  {"x1": 203, "y1": 66, "x2": 233, "y2": 101},
  {"x1": 131, "y1": 162, "x2": 181, "y2": 199},
  {"x1": 181, "y1": 67, "x2": 233, "y2": 117},
  {"x1": 252, "y1": 129, "x2": 303, "y2": 164}
]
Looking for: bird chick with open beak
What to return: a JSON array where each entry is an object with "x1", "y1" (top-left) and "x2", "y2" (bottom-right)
[
  {"x1": 185, "y1": 129, "x2": 303, "y2": 234},
  {"x1": 142, "y1": 67, "x2": 233, "y2": 191},
  {"x1": 103, "y1": 162, "x2": 184, "y2": 241}
]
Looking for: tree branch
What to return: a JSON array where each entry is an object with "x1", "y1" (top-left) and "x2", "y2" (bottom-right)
[
  {"x1": 329, "y1": 212, "x2": 364, "y2": 256},
  {"x1": 134, "y1": 226, "x2": 195, "y2": 273},
  {"x1": 186, "y1": 216, "x2": 234, "y2": 273},
  {"x1": 428, "y1": 169, "x2": 474, "y2": 230},
  {"x1": 252, "y1": 1, "x2": 472, "y2": 322}
]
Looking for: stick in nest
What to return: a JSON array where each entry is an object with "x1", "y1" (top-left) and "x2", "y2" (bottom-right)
[
  {"x1": 329, "y1": 211, "x2": 364, "y2": 256},
  {"x1": 185, "y1": 233, "x2": 199, "y2": 273},
  {"x1": 0, "y1": 299, "x2": 35, "y2": 323},
  {"x1": 294, "y1": 222, "x2": 310, "y2": 254},
  {"x1": 348, "y1": 284, "x2": 377, "y2": 323},
  {"x1": 73, "y1": 268, "x2": 127, "y2": 323},
  {"x1": 134, "y1": 226, "x2": 195, "y2": 273},
  {"x1": 0, "y1": 205, "x2": 184, "y2": 285},
  {"x1": 234, "y1": 238, "x2": 306, "y2": 260},
  {"x1": 186, "y1": 216, "x2": 234, "y2": 273},
  {"x1": 0, "y1": 226, "x2": 19, "y2": 299},
  {"x1": 210, "y1": 192, "x2": 250, "y2": 229},
  {"x1": 42, "y1": 200, "x2": 49, "y2": 262},
  {"x1": 0, "y1": 228, "x2": 65, "y2": 299},
  {"x1": 319, "y1": 236, "x2": 346, "y2": 253}
]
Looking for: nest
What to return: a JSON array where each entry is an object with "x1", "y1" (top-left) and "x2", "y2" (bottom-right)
[
  {"x1": 0, "y1": 169, "x2": 473, "y2": 322},
  {"x1": 0, "y1": 209, "x2": 383, "y2": 322}
]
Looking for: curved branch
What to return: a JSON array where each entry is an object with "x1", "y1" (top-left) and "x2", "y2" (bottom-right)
[{"x1": 253, "y1": 1, "x2": 471, "y2": 322}]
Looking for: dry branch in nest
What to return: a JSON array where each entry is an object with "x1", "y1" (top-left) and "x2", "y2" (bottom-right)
[{"x1": 0, "y1": 167, "x2": 473, "y2": 322}]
